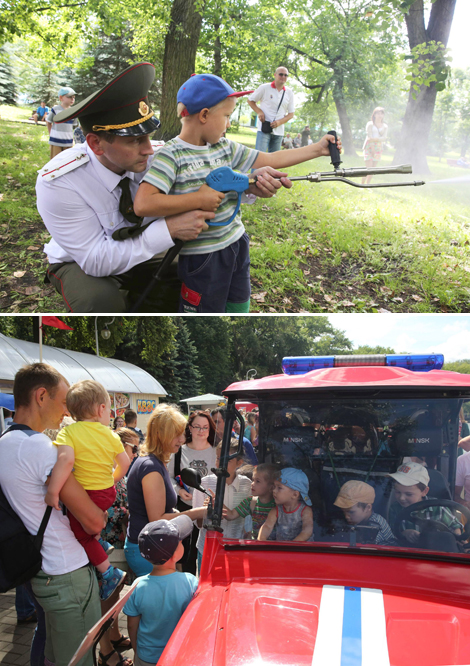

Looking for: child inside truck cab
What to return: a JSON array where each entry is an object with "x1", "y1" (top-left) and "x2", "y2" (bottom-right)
[
  {"x1": 223, "y1": 463, "x2": 278, "y2": 539},
  {"x1": 334, "y1": 480, "x2": 397, "y2": 546},
  {"x1": 388, "y1": 462, "x2": 462, "y2": 544},
  {"x1": 258, "y1": 468, "x2": 314, "y2": 542}
]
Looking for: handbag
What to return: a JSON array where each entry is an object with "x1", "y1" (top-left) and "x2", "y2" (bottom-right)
[{"x1": 260, "y1": 90, "x2": 286, "y2": 134}]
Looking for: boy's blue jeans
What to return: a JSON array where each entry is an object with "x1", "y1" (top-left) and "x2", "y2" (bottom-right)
[
  {"x1": 178, "y1": 233, "x2": 251, "y2": 313},
  {"x1": 255, "y1": 131, "x2": 283, "y2": 153}
]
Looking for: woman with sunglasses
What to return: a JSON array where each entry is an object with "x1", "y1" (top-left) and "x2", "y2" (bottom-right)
[
  {"x1": 125, "y1": 404, "x2": 207, "y2": 578},
  {"x1": 167, "y1": 410, "x2": 217, "y2": 574}
]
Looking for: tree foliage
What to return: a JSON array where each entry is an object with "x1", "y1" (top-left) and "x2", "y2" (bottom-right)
[{"x1": 282, "y1": 0, "x2": 402, "y2": 155}]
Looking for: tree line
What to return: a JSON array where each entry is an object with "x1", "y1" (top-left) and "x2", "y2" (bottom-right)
[{"x1": 0, "y1": 0, "x2": 465, "y2": 171}]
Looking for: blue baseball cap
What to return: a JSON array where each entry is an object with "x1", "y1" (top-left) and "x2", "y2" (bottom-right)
[
  {"x1": 280, "y1": 468, "x2": 312, "y2": 506},
  {"x1": 58, "y1": 87, "x2": 76, "y2": 97},
  {"x1": 177, "y1": 74, "x2": 253, "y2": 115}
]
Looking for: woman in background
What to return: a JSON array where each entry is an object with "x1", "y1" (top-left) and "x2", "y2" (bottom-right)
[{"x1": 362, "y1": 107, "x2": 388, "y2": 184}]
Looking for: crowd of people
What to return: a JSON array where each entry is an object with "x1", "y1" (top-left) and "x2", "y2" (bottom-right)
[
  {"x1": 7, "y1": 361, "x2": 467, "y2": 666},
  {"x1": 0, "y1": 363, "x2": 262, "y2": 666}
]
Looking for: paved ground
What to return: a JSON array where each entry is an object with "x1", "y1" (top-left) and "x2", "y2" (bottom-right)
[{"x1": 0, "y1": 587, "x2": 132, "y2": 666}]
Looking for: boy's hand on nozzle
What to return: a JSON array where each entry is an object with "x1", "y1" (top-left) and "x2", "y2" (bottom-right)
[
  {"x1": 316, "y1": 133, "x2": 343, "y2": 157},
  {"x1": 44, "y1": 489, "x2": 61, "y2": 511},
  {"x1": 197, "y1": 183, "x2": 225, "y2": 212},
  {"x1": 249, "y1": 166, "x2": 292, "y2": 198}
]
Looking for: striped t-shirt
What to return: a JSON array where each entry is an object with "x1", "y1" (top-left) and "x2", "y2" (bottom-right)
[
  {"x1": 235, "y1": 496, "x2": 276, "y2": 539},
  {"x1": 143, "y1": 136, "x2": 258, "y2": 255},
  {"x1": 47, "y1": 105, "x2": 74, "y2": 147}
]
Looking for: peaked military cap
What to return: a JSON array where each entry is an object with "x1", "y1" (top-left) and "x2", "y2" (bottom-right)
[{"x1": 54, "y1": 62, "x2": 161, "y2": 136}]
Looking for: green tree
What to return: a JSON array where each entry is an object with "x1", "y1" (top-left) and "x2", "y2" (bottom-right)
[
  {"x1": 229, "y1": 316, "x2": 353, "y2": 380},
  {"x1": 284, "y1": 0, "x2": 402, "y2": 155},
  {"x1": 443, "y1": 360, "x2": 470, "y2": 374},
  {"x1": 173, "y1": 319, "x2": 202, "y2": 399},
  {"x1": 393, "y1": 0, "x2": 457, "y2": 172},
  {"x1": 353, "y1": 345, "x2": 396, "y2": 354},
  {"x1": 0, "y1": 45, "x2": 16, "y2": 104},
  {"x1": 184, "y1": 317, "x2": 233, "y2": 394}
]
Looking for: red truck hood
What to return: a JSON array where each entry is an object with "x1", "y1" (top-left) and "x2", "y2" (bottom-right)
[{"x1": 161, "y1": 577, "x2": 470, "y2": 666}]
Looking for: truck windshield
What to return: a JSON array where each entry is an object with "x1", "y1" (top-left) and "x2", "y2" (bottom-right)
[{"x1": 217, "y1": 396, "x2": 470, "y2": 559}]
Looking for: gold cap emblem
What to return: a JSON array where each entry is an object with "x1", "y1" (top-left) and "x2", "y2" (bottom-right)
[{"x1": 138, "y1": 101, "x2": 149, "y2": 116}]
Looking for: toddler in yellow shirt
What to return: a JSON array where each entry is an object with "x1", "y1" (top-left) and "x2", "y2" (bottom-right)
[{"x1": 45, "y1": 380, "x2": 130, "y2": 600}]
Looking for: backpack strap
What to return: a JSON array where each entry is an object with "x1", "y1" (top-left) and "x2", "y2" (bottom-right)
[
  {"x1": 1, "y1": 424, "x2": 53, "y2": 546},
  {"x1": 33, "y1": 506, "x2": 53, "y2": 549},
  {"x1": 0, "y1": 423, "x2": 36, "y2": 438}
]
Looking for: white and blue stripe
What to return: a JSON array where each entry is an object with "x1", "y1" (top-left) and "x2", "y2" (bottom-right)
[{"x1": 312, "y1": 585, "x2": 390, "y2": 666}]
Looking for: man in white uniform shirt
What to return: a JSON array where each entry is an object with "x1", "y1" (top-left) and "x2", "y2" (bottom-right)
[
  {"x1": 0, "y1": 363, "x2": 106, "y2": 666},
  {"x1": 37, "y1": 63, "x2": 293, "y2": 313},
  {"x1": 248, "y1": 67, "x2": 295, "y2": 153}
]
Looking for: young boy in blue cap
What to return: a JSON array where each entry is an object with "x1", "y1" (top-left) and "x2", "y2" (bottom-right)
[
  {"x1": 258, "y1": 468, "x2": 314, "y2": 541},
  {"x1": 46, "y1": 86, "x2": 76, "y2": 159},
  {"x1": 134, "y1": 73, "x2": 341, "y2": 313},
  {"x1": 123, "y1": 515, "x2": 197, "y2": 666}
]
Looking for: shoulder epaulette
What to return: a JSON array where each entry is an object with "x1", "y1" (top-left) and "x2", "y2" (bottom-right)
[{"x1": 38, "y1": 152, "x2": 90, "y2": 182}]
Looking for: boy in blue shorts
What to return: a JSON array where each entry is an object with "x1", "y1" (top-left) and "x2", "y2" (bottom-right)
[
  {"x1": 134, "y1": 73, "x2": 340, "y2": 313},
  {"x1": 123, "y1": 515, "x2": 197, "y2": 666}
]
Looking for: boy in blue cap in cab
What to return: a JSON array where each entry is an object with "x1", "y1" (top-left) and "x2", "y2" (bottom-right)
[
  {"x1": 134, "y1": 73, "x2": 341, "y2": 313},
  {"x1": 258, "y1": 468, "x2": 314, "y2": 542}
]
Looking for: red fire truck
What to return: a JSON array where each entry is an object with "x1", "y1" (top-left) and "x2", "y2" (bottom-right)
[{"x1": 160, "y1": 354, "x2": 470, "y2": 666}]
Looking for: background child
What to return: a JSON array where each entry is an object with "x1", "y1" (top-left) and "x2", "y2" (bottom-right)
[
  {"x1": 124, "y1": 516, "x2": 197, "y2": 666},
  {"x1": 46, "y1": 86, "x2": 76, "y2": 159},
  {"x1": 223, "y1": 463, "x2": 278, "y2": 539},
  {"x1": 192, "y1": 439, "x2": 252, "y2": 571},
  {"x1": 258, "y1": 468, "x2": 314, "y2": 542},
  {"x1": 133, "y1": 73, "x2": 340, "y2": 313},
  {"x1": 389, "y1": 462, "x2": 462, "y2": 544},
  {"x1": 45, "y1": 379, "x2": 130, "y2": 600},
  {"x1": 334, "y1": 480, "x2": 396, "y2": 546}
]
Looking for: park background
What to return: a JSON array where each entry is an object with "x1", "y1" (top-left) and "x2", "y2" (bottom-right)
[
  {"x1": 0, "y1": 0, "x2": 469, "y2": 313},
  {"x1": 2, "y1": 314, "x2": 470, "y2": 403}
]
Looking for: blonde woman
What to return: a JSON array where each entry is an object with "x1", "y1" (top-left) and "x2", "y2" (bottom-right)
[
  {"x1": 124, "y1": 404, "x2": 206, "y2": 577},
  {"x1": 362, "y1": 107, "x2": 388, "y2": 184}
]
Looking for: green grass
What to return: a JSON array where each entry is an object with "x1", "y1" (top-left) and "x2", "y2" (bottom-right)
[
  {"x1": 0, "y1": 115, "x2": 63, "y2": 312},
  {"x1": 1, "y1": 110, "x2": 469, "y2": 313},
  {"x1": 244, "y1": 152, "x2": 470, "y2": 312}
]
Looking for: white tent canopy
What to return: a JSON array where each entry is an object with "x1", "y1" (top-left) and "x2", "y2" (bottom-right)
[
  {"x1": 180, "y1": 393, "x2": 225, "y2": 414},
  {"x1": 0, "y1": 333, "x2": 166, "y2": 395}
]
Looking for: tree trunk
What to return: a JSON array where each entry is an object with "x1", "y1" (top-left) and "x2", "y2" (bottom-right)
[
  {"x1": 393, "y1": 0, "x2": 456, "y2": 173},
  {"x1": 213, "y1": 24, "x2": 222, "y2": 77},
  {"x1": 332, "y1": 76, "x2": 356, "y2": 156},
  {"x1": 155, "y1": 0, "x2": 204, "y2": 142}
]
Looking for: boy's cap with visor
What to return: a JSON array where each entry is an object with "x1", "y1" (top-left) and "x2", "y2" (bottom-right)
[
  {"x1": 58, "y1": 87, "x2": 76, "y2": 97},
  {"x1": 177, "y1": 74, "x2": 253, "y2": 116},
  {"x1": 138, "y1": 515, "x2": 193, "y2": 565},
  {"x1": 53, "y1": 62, "x2": 161, "y2": 137},
  {"x1": 389, "y1": 462, "x2": 430, "y2": 487},
  {"x1": 279, "y1": 468, "x2": 312, "y2": 506},
  {"x1": 334, "y1": 480, "x2": 375, "y2": 509}
]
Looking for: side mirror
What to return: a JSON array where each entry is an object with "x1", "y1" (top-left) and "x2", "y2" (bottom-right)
[{"x1": 180, "y1": 467, "x2": 203, "y2": 491}]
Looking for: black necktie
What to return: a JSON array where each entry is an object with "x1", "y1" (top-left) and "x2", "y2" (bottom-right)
[{"x1": 112, "y1": 177, "x2": 149, "y2": 241}]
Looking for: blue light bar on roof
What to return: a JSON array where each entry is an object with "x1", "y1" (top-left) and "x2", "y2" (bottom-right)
[{"x1": 282, "y1": 354, "x2": 444, "y2": 375}]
